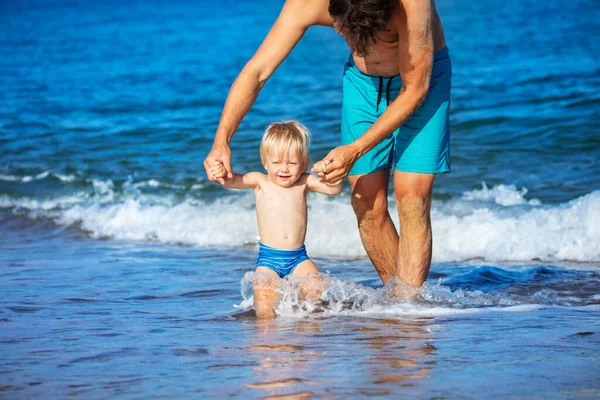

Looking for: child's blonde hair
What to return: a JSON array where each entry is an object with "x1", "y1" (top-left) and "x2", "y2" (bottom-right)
[{"x1": 260, "y1": 121, "x2": 311, "y2": 168}]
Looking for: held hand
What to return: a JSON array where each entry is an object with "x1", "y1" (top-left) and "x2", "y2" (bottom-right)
[
  {"x1": 204, "y1": 143, "x2": 233, "y2": 185},
  {"x1": 311, "y1": 144, "x2": 360, "y2": 185},
  {"x1": 209, "y1": 162, "x2": 227, "y2": 180},
  {"x1": 312, "y1": 160, "x2": 327, "y2": 174}
]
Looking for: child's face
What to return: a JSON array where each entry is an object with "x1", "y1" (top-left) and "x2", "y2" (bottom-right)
[{"x1": 264, "y1": 146, "x2": 304, "y2": 188}]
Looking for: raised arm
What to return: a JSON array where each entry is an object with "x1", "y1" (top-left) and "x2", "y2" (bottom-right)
[
  {"x1": 223, "y1": 172, "x2": 264, "y2": 190},
  {"x1": 307, "y1": 173, "x2": 343, "y2": 195},
  {"x1": 203, "y1": 0, "x2": 330, "y2": 185},
  {"x1": 315, "y1": 0, "x2": 434, "y2": 185}
]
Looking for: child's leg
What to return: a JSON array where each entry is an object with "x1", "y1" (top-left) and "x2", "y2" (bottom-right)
[
  {"x1": 292, "y1": 260, "x2": 323, "y2": 302},
  {"x1": 253, "y1": 267, "x2": 281, "y2": 319}
]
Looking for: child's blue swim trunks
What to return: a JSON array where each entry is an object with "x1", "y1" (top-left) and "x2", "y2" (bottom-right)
[
  {"x1": 342, "y1": 46, "x2": 452, "y2": 175},
  {"x1": 255, "y1": 243, "x2": 310, "y2": 278}
]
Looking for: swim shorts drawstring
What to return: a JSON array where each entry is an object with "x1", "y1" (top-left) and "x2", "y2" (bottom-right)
[
  {"x1": 376, "y1": 76, "x2": 395, "y2": 112},
  {"x1": 386, "y1": 76, "x2": 394, "y2": 106},
  {"x1": 376, "y1": 77, "x2": 383, "y2": 112}
]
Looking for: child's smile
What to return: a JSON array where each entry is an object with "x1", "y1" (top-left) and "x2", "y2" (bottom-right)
[{"x1": 265, "y1": 149, "x2": 304, "y2": 188}]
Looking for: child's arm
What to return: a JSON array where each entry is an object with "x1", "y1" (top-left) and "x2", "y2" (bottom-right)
[
  {"x1": 223, "y1": 172, "x2": 262, "y2": 189},
  {"x1": 210, "y1": 162, "x2": 262, "y2": 189},
  {"x1": 306, "y1": 173, "x2": 342, "y2": 195}
]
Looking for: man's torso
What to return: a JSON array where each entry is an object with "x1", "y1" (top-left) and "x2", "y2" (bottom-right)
[{"x1": 310, "y1": 0, "x2": 446, "y2": 77}]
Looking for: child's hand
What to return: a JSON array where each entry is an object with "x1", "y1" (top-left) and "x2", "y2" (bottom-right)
[
  {"x1": 313, "y1": 160, "x2": 328, "y2": 175},
  {"x1": 210, "y1": 161, "x2": 228, "y2": 180}
]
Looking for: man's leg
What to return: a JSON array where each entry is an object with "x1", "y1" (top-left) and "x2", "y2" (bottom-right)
[
  {"x1": 393, "y1": 171, "x2": 436, "y2": 287},
  {"x1": 388, "y1": 48, "x2": 451, "y2": 289},
  {"x1": 348, "y1": 169, "x2": 399, "y2": 285}
]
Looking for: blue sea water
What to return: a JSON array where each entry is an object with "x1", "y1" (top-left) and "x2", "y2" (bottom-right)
[{"x1": 1, "y1": 0, "x2": 599, "y2": 398}]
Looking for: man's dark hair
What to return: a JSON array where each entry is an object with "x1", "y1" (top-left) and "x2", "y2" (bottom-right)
[{"x1": 328, "y1": 0, "x2": 395, "y2": 57}]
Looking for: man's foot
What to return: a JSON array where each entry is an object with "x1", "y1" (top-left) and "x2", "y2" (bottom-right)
[{"x1": 384, "y1": 277, "x2": 421, "y2": 300}]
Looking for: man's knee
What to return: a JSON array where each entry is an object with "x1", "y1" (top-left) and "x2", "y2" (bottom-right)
[
  {"x1": 395, "y1": 193, "x2": 432, "y2": 225},
  {"x1": 393, "y1": 172, "x2": 434, "y2": 225},
  {"x1": 351, "y1": 188, "x2": 388, "y2": 223},
  {"x1": 349, "y1": 171, "x2": 390, "y2": 223}
]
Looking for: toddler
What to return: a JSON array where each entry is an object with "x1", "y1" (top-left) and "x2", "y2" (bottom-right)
[{"x1": 210, "y1": 121, "x2": 342, "y2": 318}]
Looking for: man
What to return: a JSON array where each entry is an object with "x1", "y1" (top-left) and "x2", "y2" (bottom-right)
[{"x1": 204, "y1": 0, "x2": 451, "y2": 289}]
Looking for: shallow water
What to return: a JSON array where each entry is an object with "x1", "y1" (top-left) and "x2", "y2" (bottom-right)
[
  {"x1": 1, "y1": 229, "x2": 599, "y2": 398},
  {"x1": 2, "y1": 0, "x2": 600, "y2": 397}
]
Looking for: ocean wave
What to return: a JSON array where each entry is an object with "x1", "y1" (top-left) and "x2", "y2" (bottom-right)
[{"x1": 1, "y1": 182, "x2": 599, "y2": 263}]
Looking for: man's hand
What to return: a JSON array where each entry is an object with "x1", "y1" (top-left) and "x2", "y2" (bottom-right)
[
  {"x1": 204, "y1": 143, "x2": 233, "y2": 185},
  {"x1": 311, "y1": 144, "x2": 360, "y2": 186}
]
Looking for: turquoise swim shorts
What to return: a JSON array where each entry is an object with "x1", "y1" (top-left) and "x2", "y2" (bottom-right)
[{"x1": 341, "y1": 47, "x2": 452, "y2": 175}]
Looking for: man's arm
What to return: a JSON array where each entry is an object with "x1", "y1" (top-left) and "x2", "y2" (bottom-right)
[
  {"x1": 315, "y1": 0, "x2": 434, "y2": 185},
  {"x1": 204, "y1": 0, "x2": 330, "y2": 184}
]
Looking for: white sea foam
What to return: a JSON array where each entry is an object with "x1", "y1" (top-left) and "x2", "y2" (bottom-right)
[
  {"x1": 2, "y1": 182, "x2": 599, "y2": 263},
  {"x1": 432, "y1": 190, "x2": 600, "y2": 262},
  {"x1": 0, "y1": 174, "x2": 20, "y2": 182},
  {"x1": 462, "y1": 182, "x2": 542, "y2": 206},
  {"x1": 0, "y1": 194, "x2": 83, "y2": 212},
  {"x1": 132, "y1": 179, "x2": 187, "y2": 190},
  {"x1": 0, "y1": 170, "x2": 76, "y2": 183}
]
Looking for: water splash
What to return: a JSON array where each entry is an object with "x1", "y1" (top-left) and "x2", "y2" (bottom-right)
[{"x1": 235, "y1": 263, "x2": 600, "y2": 318}]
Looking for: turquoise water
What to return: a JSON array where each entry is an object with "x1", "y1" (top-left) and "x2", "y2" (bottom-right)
[{"x1": 1, "y1": 0, "x2": 599, "y2": 397}]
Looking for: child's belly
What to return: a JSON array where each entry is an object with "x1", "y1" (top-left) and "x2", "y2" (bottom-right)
[{"x1": 256, "y1": 210, "x2": 307, "y2": 250}]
